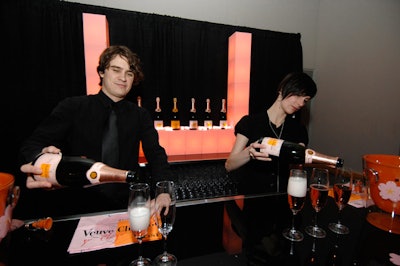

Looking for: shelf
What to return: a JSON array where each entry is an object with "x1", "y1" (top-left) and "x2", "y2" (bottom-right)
[{"x1": 139, "y1": 128, "x2": 235, "y2": 159}]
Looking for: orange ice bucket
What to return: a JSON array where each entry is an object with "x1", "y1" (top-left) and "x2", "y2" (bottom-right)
[
  {"x1": 363, "y1": 154, "x2": 400, "y2": 234},
  {"x1": 0, "y1": 172, "x2": 20, "y2": 242}
]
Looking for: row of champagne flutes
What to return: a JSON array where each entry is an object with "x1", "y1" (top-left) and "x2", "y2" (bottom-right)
[
  {"x1": 128, "y1": 181, "x2": 177, "y2": 266},
  {"x1": 283, "y1": 167, "x2": 355, "y2": 242}
]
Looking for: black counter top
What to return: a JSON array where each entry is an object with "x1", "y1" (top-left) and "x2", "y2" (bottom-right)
[
  {"x1": 4, "y1": 192, "x2": 400, "y2": 266},
  {"x1": 4, "y1": 160, "x2": 400, "y2": 266}
]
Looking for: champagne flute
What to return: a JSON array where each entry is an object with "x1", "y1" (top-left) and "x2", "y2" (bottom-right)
[
  {"x1": 154, "y1": 180, "x2": 177, "y2": 266},
  {"x1": 328, "y1": 167, "x2": 353, "y2": 234},
  {"x1": 128, "y1": 183, "x2": 151, "y2": 266},
  {"x1": 305, "y1": 168, "x2": 330, "y2": 238},
  {"x1": 282, "y1": 169, "x2": 308, "y2": 241}
]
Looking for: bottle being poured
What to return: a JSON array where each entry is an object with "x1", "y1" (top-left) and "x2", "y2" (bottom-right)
[
  {"x1": 256, "y1": 137, "x2": 344, "y2": 167},
  {"x1": 30, "y1": 153, "x2": 139, "y2": 188}
]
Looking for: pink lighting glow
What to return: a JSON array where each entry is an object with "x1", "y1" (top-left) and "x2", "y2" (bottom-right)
[
  {"x1": 227, "y1": 32, "x2": 252, "y2": 126},
  {"x1": 83, "y1": 13, "x2": 108, "y2": 95}
]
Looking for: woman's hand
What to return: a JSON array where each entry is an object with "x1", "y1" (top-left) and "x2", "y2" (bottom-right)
[{"x1": 248, "y1": 140, "x2": 272, "y2": 162}]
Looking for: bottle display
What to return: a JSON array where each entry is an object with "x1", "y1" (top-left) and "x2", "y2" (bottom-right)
[
  {"x1": 204, "y1": 98, "x2": 213, "y2": 129},
  {"x1": 170, "y1": 97, "x2": 180, "y2": 130},
  {"x1": 256, "y1": 137, "x2": 344, "y2": 167},
  {"x1": 189, "y1": 98, "x2": 198, "y2": 130},
  {"x1": 31, "y1": 153, "x2": 139, "y2": 187},
  {"x1": 154, "y1": 96, "x2": 163, "y2": 129},
  {"x1": 219, "y1": 98, "x2": 227, "y2": 129}
]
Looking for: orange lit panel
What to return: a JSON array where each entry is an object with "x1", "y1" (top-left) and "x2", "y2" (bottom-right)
[
  {"x1": 227, "y1": 32, "x2": 252, "y2": 126},
  {"x1": 83, "y1": 13, "x2": 108, "y2": 95},
  {"x1": 216, "y1": 129, "x2": 236, "y2": 153},
  {"x1": 166, "y1": 130, "x2": 187, "y2": 155},
  {"x1": 185, "y1": 130, "x2": 203, "y2": 155},
  {"x1": 157, "y1": 130, "x2": 170, "y2": 153},
  {"x1": 201, "y1": 130, "x2": 219, "y2": 154}
]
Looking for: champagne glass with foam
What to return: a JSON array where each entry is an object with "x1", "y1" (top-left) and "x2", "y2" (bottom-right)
[
  {"x1": 282, "y1": 168, "x2": 308, "y2": 241},
  {"x1": 128, "y1": 183, "x2": 152, "y2": 266}
]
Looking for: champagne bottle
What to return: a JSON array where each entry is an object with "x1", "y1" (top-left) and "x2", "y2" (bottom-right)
[
  {"x1": 170, "y1": 97, "x2": 180, "y2": 130},
  {"x1": 204, "y1": 98, "x2": 213, "y2": 129},
  {"x1": 189, "y1": 98, "x2": 198, "y2": 130},
  {"x1": 256, "y1": 137, "x2": 344, "y2": 167},
  {"x1": 31, "y1": 153, "x2": 139, "y2": 187},
  {"x1": 154, "y1": 96, "x2": 163, "y2": 129},
  {"x1": 137, "y1": 96, "x2": 142, "y2": 107},
  {"x1": 219, "y1": 98, "x2": 227, "y2": 129}
]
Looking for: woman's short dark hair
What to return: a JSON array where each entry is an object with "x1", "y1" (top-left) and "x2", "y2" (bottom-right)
[
  {"x1": 97, "y1": 45, "x2": 144, "y2": 86},
  {"x1": 279, "y1": 72, "x2": 317, "y2": 99}
]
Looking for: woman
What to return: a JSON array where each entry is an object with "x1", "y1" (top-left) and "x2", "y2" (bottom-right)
[
  {"x1": 224, "y1": 72, "x2": 317, "y2": 264},
  {"x1": 225, "y1": 71, "x2": 317, "y2": 193}
]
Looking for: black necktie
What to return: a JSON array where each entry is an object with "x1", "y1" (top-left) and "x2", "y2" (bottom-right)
[{"x1": 102, "y1": 107, "x2": 119, "y2": 167}]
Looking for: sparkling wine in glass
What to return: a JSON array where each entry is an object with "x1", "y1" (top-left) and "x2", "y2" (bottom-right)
[
  {"x1": 328, "y1": 168, "x2": 353, "y2": 234},
  {"x1": 283, "y1": 169, "x2": 308, "y2": 241},
  {"x1": 128, "y1": 183, "x2": 151, "y2": 266},
  {"x1": 305, "y1": 168, "x2": 330, "y2": 238},
  {"x1": 154, "y1": 180, "x2": 177, "y2": 266}
]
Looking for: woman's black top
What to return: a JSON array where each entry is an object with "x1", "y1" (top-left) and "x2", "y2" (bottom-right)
[{"x1": 232, "y1": 111, "x2": 308, "y2": 194}]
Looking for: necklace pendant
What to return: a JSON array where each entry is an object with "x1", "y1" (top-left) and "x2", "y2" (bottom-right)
[{"x1": 268, "y1": 120, "x2": 285, "y2": 139}]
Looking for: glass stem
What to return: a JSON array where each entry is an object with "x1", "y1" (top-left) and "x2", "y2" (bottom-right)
[
  {"x1": 314, "y1": 211, "x2": 319, "y2": 228},
  {"x1": 137, "y1": 238, "x2": 143, "y2": 261},
  {"x1": 291, "y1": 213, "x2": 296, "y2": 231},
  {"x1": 312, "y1": 238, "x2": 316, "y2": 252},
  {"x1": 163, "y1": 234, "x2": 168, "y2": 255},
  {"x1": 289, "y1": 240, "x2": 295, "y2": 255},
  {"x1": 337, "y1": 209, "x2": 342, "y2": 225}
]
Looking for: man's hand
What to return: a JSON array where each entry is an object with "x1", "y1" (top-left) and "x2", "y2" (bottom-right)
[
  {"x1": 20, "y1": 146, "x2": 61, "y2": 189},
  {"x1": 20, "y1": 163, "x2": 52, "y2": 189},
  {"x1": 151, "y1": 193, "x2": 171, "y2": 217},
  {"x1": 390, "y1": 253, "x2": 400, "y2": 266}
]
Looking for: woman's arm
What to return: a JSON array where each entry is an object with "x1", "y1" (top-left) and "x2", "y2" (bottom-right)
[{"x1": 225, "y1": 134, "x2": 271, "y2": 172}]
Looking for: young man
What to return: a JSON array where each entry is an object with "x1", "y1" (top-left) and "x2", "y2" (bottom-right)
[{"x1": 19, "y1": 45, "x2": 171, "y2": 216}]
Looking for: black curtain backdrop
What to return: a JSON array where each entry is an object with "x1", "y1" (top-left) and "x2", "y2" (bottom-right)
[
  {"x1": 1, "y1": 0, "x2": 302, "y2": 182},
  {"x1": 1, "y1": 0, "x2": 86, "y2": 184}
]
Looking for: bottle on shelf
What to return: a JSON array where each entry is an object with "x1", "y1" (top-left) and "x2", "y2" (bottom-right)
[
  {"x1": 154, "y1": 96, "x2": 163, "y2": 129},
  {"x1": 256, "y1": 137, "x2": 344, "y2": 167},
  {"x1": 219, "y1": 98, "x2": 227, "y2": 129},
  {"x1": 31, "y1": 153, "x2": 139, "y2": 188},
  {"x1": 189, "y1": 98, "x2": 198, "y2": 130},
  {"x1": 170, "y1": 97, "x2": 180, "y2": 130},
  {"x1": 204, "y1": 98, "x2": 213, "y2": 129},
  {"x1": 137, "y1": 96, "x2": 142, "y2": 107}
]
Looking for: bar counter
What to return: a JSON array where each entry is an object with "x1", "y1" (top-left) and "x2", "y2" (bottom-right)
[
  {"x1": 3, "y1": 193, "x2": 400, "y2": 265},
  {"x1": 2, "y1": 159, "x2": 400, "y2": 266}
]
